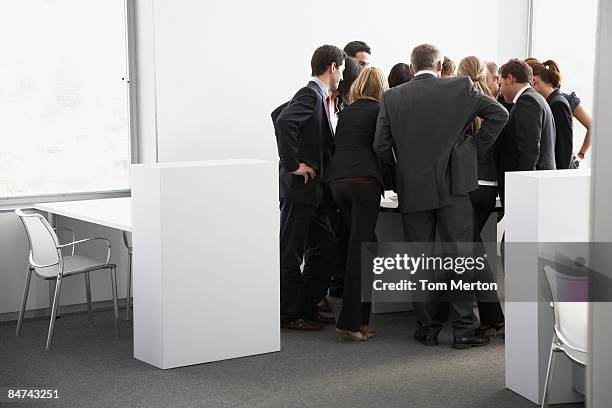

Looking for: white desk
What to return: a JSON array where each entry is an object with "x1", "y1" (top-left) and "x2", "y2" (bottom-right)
[{"x1": 35, "y1": 197, "x2": 132, "y2": 232}]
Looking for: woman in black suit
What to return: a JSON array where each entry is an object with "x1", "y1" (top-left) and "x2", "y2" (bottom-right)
[
  {"x1": 325, "y1": 67, "x2": 389, "y2": 342},
  {"x1": 532, "y1": 61, "x2": 574, "y2": 169}
]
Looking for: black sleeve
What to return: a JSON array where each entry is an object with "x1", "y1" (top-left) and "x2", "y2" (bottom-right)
[
  {"x1": 373, "y1": 92, "x2": 396, "y2": 167},
  {"x1": 513, "y1": 96, "x2": 543, "y2": 170},
  {"x1": 373, "y1": 92, "x2": 397, "y2": 190},
  {"x1": 550, "y1": 101, "x2": 573, "y2": 169},
  {"x1": 466, "y1": 79, "x2": 509, "y2": 168},
  {"x1": 274, "y1": 87, "x2": 319, "y2": 172}
]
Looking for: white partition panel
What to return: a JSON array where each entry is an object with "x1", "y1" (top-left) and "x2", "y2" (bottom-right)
[{"x1": 131, "y1": 159, "x2": 280, "y2": 369}]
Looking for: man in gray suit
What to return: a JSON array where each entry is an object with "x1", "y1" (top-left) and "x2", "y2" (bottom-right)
[{"x1": 374, "y1": 44, "x2": 508, "y2": 349}]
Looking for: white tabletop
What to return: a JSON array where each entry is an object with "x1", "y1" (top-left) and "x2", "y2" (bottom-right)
[{"x1": 35, "y1": 197, "x2": 132, "y2": 232}]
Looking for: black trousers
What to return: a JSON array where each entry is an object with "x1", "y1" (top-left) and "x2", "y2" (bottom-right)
[
  {"x1": 470, "y1": 185, "x2": 505, "y2": 326},
  {"x1": 279, "y1": 198, "x2": 337, "y2": 322},
  {"x1": 402, "y1": 195, "x2": 478, "y2": 337},
  {"x1": 329, "y1": 180, "x2": 380, "y2": 332},
  {"x1": 327, "y1": 209, "x2": 349, "y2": 298}
]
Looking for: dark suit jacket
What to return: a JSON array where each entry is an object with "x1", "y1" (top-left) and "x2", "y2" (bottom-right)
[
  {"x1": 324, "y1": 99, "x2": 388, "y2": 189},
  {"x1": 272, "y1": 81, "x2": 334, "y2": 207},
  {"x1": 497, "y1": 87, "x2": 556, "y2": 189},
  {"x1": 547, "y1": 89, "x2": 573, "y2": 169},
  {"x1": 374, "y1": 74, "x2": 508, "y2": 213}
]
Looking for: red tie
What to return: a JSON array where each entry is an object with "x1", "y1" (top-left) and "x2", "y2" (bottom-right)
[{"x1": 326, "y1": 95, "x2": 331, "y2": 114}]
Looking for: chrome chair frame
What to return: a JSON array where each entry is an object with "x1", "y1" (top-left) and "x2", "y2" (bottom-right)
[
  {"x1": 122, "y1": 231, "x2": 132, "y2": 321},
  {"x1": 15, "y1": 209, "x2": 120, "y2": 351}
]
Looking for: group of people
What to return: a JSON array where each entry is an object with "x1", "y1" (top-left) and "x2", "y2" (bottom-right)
[{"x1": 272, "y1": 41, "x2": 592, "y2": 348}]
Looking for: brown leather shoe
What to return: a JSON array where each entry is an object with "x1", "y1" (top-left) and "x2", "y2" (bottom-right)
[{"x1": 281, "y1": 319, "x2": 323, "y2": 331}]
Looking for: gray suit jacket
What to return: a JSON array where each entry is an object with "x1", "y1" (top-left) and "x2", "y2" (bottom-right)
[{"x1": 374, "y1": 74, "x2": 508, "y2": 213}]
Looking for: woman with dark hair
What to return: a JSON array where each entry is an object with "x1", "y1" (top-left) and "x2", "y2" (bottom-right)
[
  {"x1": 532, "y1": 60, "x2": 574, "y2": 169},
  {"x1": 334, "y1": 56, "x2": 362, "y2": 112},
  {"x1": 441, "y1": 56, "x2": 456, "y2": 77},
  {"x1": 387, "y1": 63, "x2": 413, "y2": 88},
  {"x1": 525, "y1": 57, "x2": 591, "y2": 165}
]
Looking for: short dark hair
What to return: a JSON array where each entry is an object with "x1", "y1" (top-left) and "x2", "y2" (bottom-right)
[
  {"x1": 344, "y1": 41, "x2": 371, "y2": 58},
  {"x1": 337, "y1": 57, "x2": 362, "y2": 101},
  {"x1": 499, "y1": 58, "x2": 533, "y2": 84},
  {"x1": 311, "y1": 45, "x2": 346, "y2": 77},
  {"x1": 388, "y1": 63, "x2": 413, "y2": 88}
]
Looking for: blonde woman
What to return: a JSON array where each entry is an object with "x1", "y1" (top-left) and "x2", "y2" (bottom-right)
[
  {"x1": 456, "y1": 56, "x2": 505, "y2": 337},
  {"x1": 324, "y1": 67, "x2": 389, "y2": 341}
]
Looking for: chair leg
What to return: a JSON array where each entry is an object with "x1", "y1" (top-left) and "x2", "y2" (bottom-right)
[
  {"x1": 45, "y1": 276, "x2": 63, "y2": 351},
  {"x1": 110, "y1": 266, "x2": 120, "y2": 339},
  {"x1": 542, "y1": 341, "x2": 559, "y2": 407},
  {"x1": 16, "y1": 268, "x2": 33, "y2": 336},
  {"x1": 126, "y1": 249, "x2": 132, "y2": 321},
  {"x1": 85, "y1": 272, "x2": 94, "y2": 327}
]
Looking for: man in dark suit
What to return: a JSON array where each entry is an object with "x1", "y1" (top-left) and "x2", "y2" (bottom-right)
[
  {"x1": 272, "y1": 45, "x2": 346, "y2": 331},
  {"x1": 497, "y1": 58, "x2": 556, "y2": 206},
  {"x1": 374, "y1": 44, "x2": 508, "y2": 349}
]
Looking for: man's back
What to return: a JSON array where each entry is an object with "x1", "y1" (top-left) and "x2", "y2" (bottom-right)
[{"x1": 375, "y1": 74, "x2": 508, "y2": 212}]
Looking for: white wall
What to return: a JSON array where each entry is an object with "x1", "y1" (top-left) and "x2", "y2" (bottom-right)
[
  {"x1": 135, "y1": 0, "x2": 523, "y2": 164},
  {"x1": 498, "y1": 0, "x2": 529, "y2": 63}
]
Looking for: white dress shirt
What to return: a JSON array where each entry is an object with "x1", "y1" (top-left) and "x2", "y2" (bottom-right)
[
  {"x1": 513, "y1": 84, "x2": 531, "y2": 104},
  {"x1": 310, "y1": 77, "x2": 330, "y2": 99},
  {"x1": 310, "y1": 76, "x2": 334, "y2": 131},
  {"x1": 414, "y1": 70, "x2": 438, "y2": 78}
]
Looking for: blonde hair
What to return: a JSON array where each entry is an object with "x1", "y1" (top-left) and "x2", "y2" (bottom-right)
[
  {"x1": 457, "y1": 56, "x2": 494, "y2": 132},
  {"x1": 348, "y1": 66, "x2": 389, "y2": 104}
]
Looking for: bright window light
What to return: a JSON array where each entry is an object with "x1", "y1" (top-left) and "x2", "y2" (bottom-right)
[
  {"x1": 532, "y1": 0, "x2": 598, "y2": 168},
  {"x1": 0, "y1": 0, "x2": 129, "y2": 198}
]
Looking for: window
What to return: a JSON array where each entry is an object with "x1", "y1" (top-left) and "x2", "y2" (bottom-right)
[
  {"x1": 0, "y1": 0, "x2": 130, "y2": 198},
  {"x1": 532, "y1": 0, "x2": 599, "y2": 168}
]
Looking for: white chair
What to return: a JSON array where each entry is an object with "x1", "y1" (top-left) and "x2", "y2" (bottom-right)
[
  {"x1": 15, "y1": 209, "x2": 120, "y2": 351},
  {"x1": 542, "y1": 265, "x2": 588, "y2": 407}
]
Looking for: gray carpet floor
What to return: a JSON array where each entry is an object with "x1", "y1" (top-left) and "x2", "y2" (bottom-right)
[{"x1": 0, "y1": 306, "x2": 584, "y2": 408}]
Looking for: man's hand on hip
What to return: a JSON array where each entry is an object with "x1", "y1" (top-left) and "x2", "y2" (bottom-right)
[{"x1": 292, "y1": 163, "x2": 316, "y2": 183}]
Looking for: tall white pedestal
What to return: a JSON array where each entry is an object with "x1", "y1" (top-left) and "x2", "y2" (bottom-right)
[
  {"x1": 130, "y1": 159, "x2": 280, "y2": 369},
  {"x1": 505, "y1": 169, "x2": 590, "y2": 404}
]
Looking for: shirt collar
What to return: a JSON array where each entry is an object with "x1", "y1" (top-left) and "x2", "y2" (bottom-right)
[
  {"x1": 414, "y1": 70, "x2": 439, "y2": 78},
  {"x1": 513, "y1": 84, "x2": 531, "y2": 104},
  {"x1": 311, "y1": 77, "x2": 330, "y2": 98}
]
